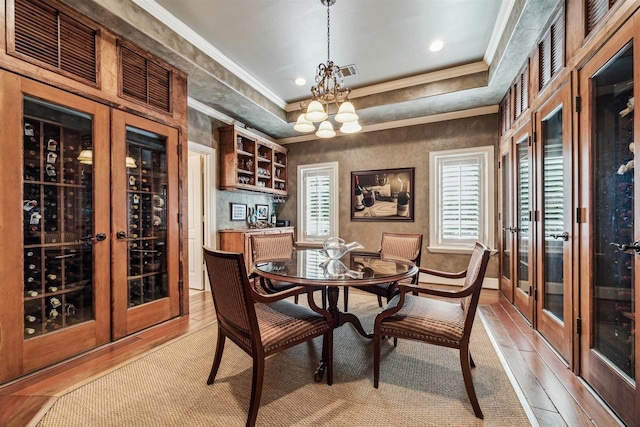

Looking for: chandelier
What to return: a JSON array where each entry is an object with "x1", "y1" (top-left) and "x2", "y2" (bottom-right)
[{"x1": 294, "y1": 0, "x2": 361, "y2": 138}]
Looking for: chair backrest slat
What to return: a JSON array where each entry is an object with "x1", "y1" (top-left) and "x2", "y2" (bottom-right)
[{"x1": 461, "y1": 242, "x2": 491, "y2": 331}]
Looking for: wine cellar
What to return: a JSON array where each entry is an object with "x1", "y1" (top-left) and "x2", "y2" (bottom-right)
[{"x1": 0, "y1": 0, "x2": 188, "y2": 384}]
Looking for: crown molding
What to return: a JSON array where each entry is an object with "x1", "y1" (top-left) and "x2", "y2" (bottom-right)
[
  {"x1": 276, "y1": 105, "x2": 499, "y2": 144},
  {"x1": 284, "y1": 62, "x2": 488, "y2": 112},
  {"x1": 131, "y1": 0, "x2": 287, "y2": 109},
  {"x1": 484, "y1": 0, "x2": 515, "y2": 65}
]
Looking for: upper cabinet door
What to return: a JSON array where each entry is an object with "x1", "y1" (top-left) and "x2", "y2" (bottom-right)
[
  {"x1": 578, "y1": 19, "x2": 637, "y2": 426},
  {"x1": 0, "y1": 73, "x2": 111, "y2": 382},
  {"x1": 111, "y1": 110, "x2": 180, "y2": 339}
]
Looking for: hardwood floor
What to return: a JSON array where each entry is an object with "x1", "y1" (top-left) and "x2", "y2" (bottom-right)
[{"x1": 0, "y1": 289, "x2": 624, "y2": 427}]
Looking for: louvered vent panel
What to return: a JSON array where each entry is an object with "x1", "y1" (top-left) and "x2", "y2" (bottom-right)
[
  {"x1": 120, "y1": 44, "x2": 172, "y2": 112},
  {"x1": 13, "y1": 0, "x2": 97, "y2": 84},
  {"x1": 550, "y1": 19, "x2": 564, "y2": 76},
  {"x1": 121, "y1": 46, "x2": 148, "y2": 103},
  {"x1": 499, "y1": 94, "x2": 510, "y2": 136},
  {"x1": 147, "y1": 61, "x2": 171, "y2": 111},
  {"x1": 514, "y1": 79, "x2": 522, "y2": 120},
  {"x1": 59, "y1": 16, "x2": 96, "y2": 83},
  {"x1": 540, "y1": 34, "x2": 551, "y2": 88},
  {"x1": 586, "y1": 0, "x2": 610, "y2": 34},
  {"x1": 14, "y1": 0, "x2": 58, "y2": 67},
  {"x1": 521, "y1": 68, "x2": 528, "y2": 113}
]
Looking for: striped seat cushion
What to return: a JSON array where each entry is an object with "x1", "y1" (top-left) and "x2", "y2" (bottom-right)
[
  {"x1": 379, "y1": 294, "x2": 465, "y2": 345},
  {"x1": 256, "y1": 300, "x2": 330, "y2": 353}
]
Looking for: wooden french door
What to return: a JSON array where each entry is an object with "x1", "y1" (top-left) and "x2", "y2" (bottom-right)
[
  {"x1": 534, "y1": 81, "x2": 573, "y2": 362},
  {"x1": 111, "y1": 110, "x2": 180, "y2": 339},
  {"x1": 499, "y1": 143, "x2": 514, "y2": 302},
  {"x1": 0, "y1": 73, "x2": 111, "y2": 382},
  {"x1": 578, "y1": 18, "x2": 638, "y2": 425},
  {"x1": 513, "y1": 126, "x2": 535, "y2": 323}
]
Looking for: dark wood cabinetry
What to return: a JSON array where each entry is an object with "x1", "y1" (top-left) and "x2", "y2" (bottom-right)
[{"x1": 219, "y1": 125, "x2": 288, "y2": 195}]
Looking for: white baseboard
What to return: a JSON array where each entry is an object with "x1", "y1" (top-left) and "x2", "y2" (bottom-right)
[{"x1": 418, "y1": 273, "x2": 499, "y2": 290}]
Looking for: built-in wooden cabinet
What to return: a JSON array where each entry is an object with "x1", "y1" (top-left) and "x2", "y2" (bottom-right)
[
  {"x1": 219, "y1": 227, "x2": 295, "y2": 273},
  {"x1": 219, "y1": 125, "x2": 288, "y2": 195},
  {"x1": 0, "y1": 0, "x2": 187, "y2": 385}
]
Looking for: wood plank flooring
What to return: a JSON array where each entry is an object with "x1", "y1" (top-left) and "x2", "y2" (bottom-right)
[{"x1": 0, "y1": 289, "x2": 624, "y2": 427}]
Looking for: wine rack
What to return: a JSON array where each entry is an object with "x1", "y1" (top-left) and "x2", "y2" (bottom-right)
[
  {"x1": 22, "y1": 101, "x2": 95, "y2": 339},
  {"x1": 219, "y1": 125, "x2": 288, "y2": 195},
  {"x1": 126, "y1": 133, "x2": 169, "y2": 307}
]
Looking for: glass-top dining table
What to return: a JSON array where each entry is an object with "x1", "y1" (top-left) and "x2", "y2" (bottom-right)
[{"x1": 253, "y1": 248, "x2": 418, "y2": 380}]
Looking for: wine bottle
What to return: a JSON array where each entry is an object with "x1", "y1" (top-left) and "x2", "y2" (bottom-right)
[
  {"x1": 354, "y1": 176, "x2": 365, "y2": 212},
  {"x1": 397, "y1": 180, "x2": 410, "y2": 217}
]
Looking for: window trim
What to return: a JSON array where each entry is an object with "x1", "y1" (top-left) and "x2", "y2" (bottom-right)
[
  {"x1": 428, "y1": 146, "x2": 495, "y2": 254},
  {"x1": 297, "y1": 161, "x2": 339, "y2": 244}
]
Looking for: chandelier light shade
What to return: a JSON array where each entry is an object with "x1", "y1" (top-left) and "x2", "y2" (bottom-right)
[
  {"x1": 295, "y1": 0, "x2": 361, "y2": 138},
  {"x1": 316, "y1": 120, "x2": 336, "y2": 138}
]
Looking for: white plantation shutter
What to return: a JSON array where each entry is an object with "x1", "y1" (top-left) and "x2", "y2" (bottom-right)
[
  {"x1": 441, "y1": 158, "x2": 481, "y2": 240},
  {"x1": 429, "y1": 146, "x2": 494, "y2": 253},
  {"x1": 543, "y1": 142, "x2": 564, "y2": 238},
  {"x1": 297, "y1": 162, "x2": 339, "y2": 242}
]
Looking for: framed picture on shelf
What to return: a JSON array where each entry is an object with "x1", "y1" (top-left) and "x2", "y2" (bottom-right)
[
  {"x1": 351, "y1": 167, "x2": 415, "y2": 221},
  {"x1": 230, "y1": 203, "x2": 247, "y2": 221},
  {"x1": 255, "y1": 204, "x2": 269, "y2": 220}
]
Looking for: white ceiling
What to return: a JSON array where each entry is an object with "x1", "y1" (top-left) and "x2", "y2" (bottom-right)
[
  {"x1": 153, "y1": 0, "x2": 505, "y2": 105},
  {"x1": 115, "y1": 0, "x2": 561, "y2": 142}
]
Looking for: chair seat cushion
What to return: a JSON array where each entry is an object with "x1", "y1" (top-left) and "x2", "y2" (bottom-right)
[
  {"x1": 256, "y1": 300, "x2": 330, "y2": 354},
  {"x1": 379, "y1": 294, "x2": 465, "y2": 346}
]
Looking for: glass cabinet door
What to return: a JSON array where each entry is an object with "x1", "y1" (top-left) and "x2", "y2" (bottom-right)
[
  {"x1": 579, "y1": 33, "x2": 636, "y2": 425},
  {"x1": 0, "y1": 75, "x2": 111, "y2": 381},
  {"x1": 514, "y1": 130, "x2": 534, "y2": 322},
  {"x1": 499, "y1": 144, "x2": 514, "y2": 302},
  {"x1": 111, "y1": 110, "x2": 179, "y2": 339},
  {"x1": 535, "y1": 82, "x2": 573, "y2": 363}
]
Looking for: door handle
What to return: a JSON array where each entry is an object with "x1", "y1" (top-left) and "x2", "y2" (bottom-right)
[
  {"x1": 116, "y1": 231, "x2": 128, "y2": 239},
  {"x1": 610, "y1": 241, "x2": 640, "y2": 254},
  {"x1": 550, "y1": 232, "x2": 569, "y2": 241},
  {"x1": 79, "y1": 233, "x2": 107, "y2": 243}
]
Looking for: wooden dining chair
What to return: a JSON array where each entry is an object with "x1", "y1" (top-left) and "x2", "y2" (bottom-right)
[
  {"x1": 372, "y1": 242, "x2": 490, "y2": 419},
  {"x1": 203, "y1": 248, "x2": 334, "y2": 427},
  {"x1": 343, "y1": 232, "x2": 422, "y2": 311},
  {"x1": 251, "y1": 232, "x2": 326, "y2": 308}
]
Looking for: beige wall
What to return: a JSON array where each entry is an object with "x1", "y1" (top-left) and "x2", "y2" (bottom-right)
[{"x1": 279, "y1": 114, "x2": 499, "y2": 277}]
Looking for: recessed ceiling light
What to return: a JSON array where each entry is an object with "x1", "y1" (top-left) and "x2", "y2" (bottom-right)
[
  {"x1": 294, "y1": 77, "x2": 306, "y2": 86},
  {"x1": 429, "y1": 39, "x2": 445, "y2": 52}
]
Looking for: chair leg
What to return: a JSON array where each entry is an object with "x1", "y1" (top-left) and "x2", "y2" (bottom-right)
[
  {"x1": 377, "y1": 295, "x2": 383, "y2": 307},
  {"x1": 373, "y1": 333, "x2": 381, "y2": 388},
  {"x1": 460, "y1": 342, "x2": 483, "y2": 419},
  {"x1": 207, "y1": 329, "x2": 226, "y2": 385},
  {"x1": 322, "y1": 287, "x2": 327, "y2": 310},
  {"x1": 393, "y1": 337, "x2": 398, "y2": 347},
  {"x1": 247, "y1": 356, "x2": 265, "y2": 427},
  {"x1": 343, "y1": 287, "x2": 348, "y2": 311},
  {"x1": 294, "y1": 294, "x2": 299, "y2": 304}
]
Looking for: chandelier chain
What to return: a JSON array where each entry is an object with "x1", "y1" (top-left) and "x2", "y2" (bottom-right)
[{"x1": 326, "y1": 0, "x2": 330, "y2": 63}]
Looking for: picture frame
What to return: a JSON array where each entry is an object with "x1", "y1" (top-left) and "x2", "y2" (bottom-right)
[
  {"x1": 255, "y1": 204, "x2": 269, "y2": 220},
  {"x1": 351, "y1": 167, "x2": 415, "y2": 221},
  {"x1": 230, "y1": 203, "x2": 247, "y2": 221}
]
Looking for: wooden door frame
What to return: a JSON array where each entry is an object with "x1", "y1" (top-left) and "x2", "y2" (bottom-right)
[
  {"x1": 512, "y1": 122, "x2": 536, "y2": 324},
  {"x1": 577, "y1": 16, "x2": 638, "y2": 425},
  {"x1": 111, "y1": 110, "x2": 180, "y2": 339},
  {"x1": 534, "y1": 79, "x2": 574, "y2": 364}
]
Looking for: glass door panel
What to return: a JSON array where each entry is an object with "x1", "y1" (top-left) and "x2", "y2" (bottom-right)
[
  {"x1": 126, "y1": 128, "x2": 169, "y2": 307},
  {"x1": 592, "y1": 44, "x2": 635, "y2": 380},
  {"x1": 514, "y1": 131, "x2": 534, "y2": 322}
]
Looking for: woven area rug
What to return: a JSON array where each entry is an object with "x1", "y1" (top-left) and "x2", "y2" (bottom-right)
[{"x1": 38, "y1": 292, "x2": 533, "y2": 426}]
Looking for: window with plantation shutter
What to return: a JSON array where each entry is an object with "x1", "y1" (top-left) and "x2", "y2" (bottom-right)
[
  {"x1": 297, "y1": 162, "x2": 339, "y2": 243},
  {"x1": 11, "y1": 0, "x2": 98, "y2": 85},
  {"x1": 429, "y1": 147, "x2": 495, "y2": 253}
]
